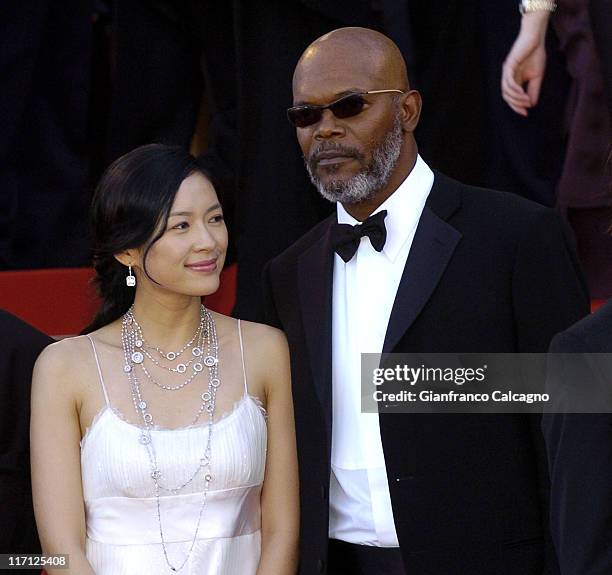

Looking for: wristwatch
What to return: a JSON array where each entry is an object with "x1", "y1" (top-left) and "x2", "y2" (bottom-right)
[{"x1": 519, "y1": 0, "x2": 557, "y2": 13}]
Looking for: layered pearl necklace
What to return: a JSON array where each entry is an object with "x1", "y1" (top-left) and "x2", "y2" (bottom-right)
[{"x1": 121, "y1": 305, "x2": 220, "y2": 572}]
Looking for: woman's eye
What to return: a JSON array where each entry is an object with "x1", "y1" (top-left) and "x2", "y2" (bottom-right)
[
  {"x1": 172, "y1": 221, "x2": 189, "y2": 230},
  {"x1": 210, "y1": 214, "x2": 225, "y2": 224}
]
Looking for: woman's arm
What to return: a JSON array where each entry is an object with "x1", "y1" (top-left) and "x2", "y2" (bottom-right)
[
  {"x1": 253, "y1": 326, "x2": 299, "y2": 575},
  {"x1": 501, "y1": 10, "x2": 552, "y2": 116},
  {"x1": 30, "y1": 341, "x2": 96, "y2": 575}
]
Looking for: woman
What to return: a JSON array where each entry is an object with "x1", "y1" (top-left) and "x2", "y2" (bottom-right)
[{"x1": 30, "y1": 144, "x2": 299, "y2": 574}]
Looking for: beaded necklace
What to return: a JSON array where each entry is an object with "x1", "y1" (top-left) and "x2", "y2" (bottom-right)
[{"x1": 121, "y1": 305, "x2": 220, "y2": 572}]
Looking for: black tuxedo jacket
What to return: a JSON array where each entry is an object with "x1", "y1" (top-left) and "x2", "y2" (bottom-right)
[
  {"x1": 262, "y1": 173, "x2": 589, "y2": 574},
  {"x1": 542, "y1": 300, "x2": 612, "y2": 574},
  {"x1": 0, "y1": 310, "x2": 52, "y2": 562}
]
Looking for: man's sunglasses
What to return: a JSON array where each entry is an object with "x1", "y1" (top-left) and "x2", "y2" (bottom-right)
[{"x1": 286, "y1": 89, "x2": 405, "y2": 128}]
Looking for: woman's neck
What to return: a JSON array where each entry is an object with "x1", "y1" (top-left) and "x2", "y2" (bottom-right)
[{"x1": 130, "y1": 292, "x2": 204, "y2": 350}]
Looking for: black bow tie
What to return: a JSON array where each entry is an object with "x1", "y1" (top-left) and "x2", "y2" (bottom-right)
[{"x1": 331, "y1": 210, "x2": 388, "y2": 263}]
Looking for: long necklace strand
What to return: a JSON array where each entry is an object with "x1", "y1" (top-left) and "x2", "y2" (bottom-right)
[{"x1": 121, "y1": 305, "x2": 220, "y2": 572}]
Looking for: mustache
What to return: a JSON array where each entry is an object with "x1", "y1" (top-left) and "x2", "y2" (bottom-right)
[{"x1": 307, "y1": 143, "x2": 364, "y2": 169}]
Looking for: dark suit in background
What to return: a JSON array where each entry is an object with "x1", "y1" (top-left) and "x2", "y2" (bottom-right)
[
  {"x1": 0, "y1": 311, "x2": 52, "y2": 567},
  {"x1": 263, "y1": 173, "x2": 589, "y2": 574},
  {"x1": 543, "y1": 300, "x2": 612, "y2": 574}
]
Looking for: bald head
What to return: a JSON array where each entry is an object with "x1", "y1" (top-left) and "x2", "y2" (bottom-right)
[
  {"x1": 290, "y1": 27, "x2": 421, "y2": 220},
  {"x1": 293, "y1": 27, "x2": 409, "y2": 96}
]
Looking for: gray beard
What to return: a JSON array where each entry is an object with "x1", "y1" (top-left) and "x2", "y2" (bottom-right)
[{"x1": 306, "y1": 114, "x2": 404, "y2": 205}]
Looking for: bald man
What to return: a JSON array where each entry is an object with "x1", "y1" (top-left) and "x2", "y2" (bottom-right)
[{"x1": 262, "y1": 28, "x2": 588, "y2": 575}]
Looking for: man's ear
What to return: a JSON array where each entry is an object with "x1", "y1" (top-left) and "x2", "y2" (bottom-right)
[
  {"x1": 114, "y1": 249, "x2": 138, "y2": 268},
  {"x1": 400, "y1": 89, "x2": 422, "y2": 133}
]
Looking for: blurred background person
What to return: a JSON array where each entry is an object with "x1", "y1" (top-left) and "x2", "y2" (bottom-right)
[
  {"x1": 543, "y1": 295, "x2": 612, "y2": 573},
  {"x1": 502, "y1": 0, "x2": 612, "y2": 299},
  {"x1": 0, "y1": 310, "x2": 52, "y2": 572}
]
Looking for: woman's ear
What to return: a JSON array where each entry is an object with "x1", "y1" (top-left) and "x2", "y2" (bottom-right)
[{"x1": 114, "y1": 250, "x2": 137, "y2": 268}]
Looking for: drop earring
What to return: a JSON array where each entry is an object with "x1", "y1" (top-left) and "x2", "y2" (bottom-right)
[{"x1": 126, "y1": 265, "x2": 136, "y2": 287}]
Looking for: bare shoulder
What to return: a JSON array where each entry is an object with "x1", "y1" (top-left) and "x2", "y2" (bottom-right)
[
  {"x1": 239, "y1": 319, "x2": 289, "y2": 357},
  {"x1": 32, "y1": 335, "x2": 95, "y2": 397},
  {"x1": 209, "y1": 314, "x2": 290, "y2": 398},
  {"x1": 35, "y1": 335, "x2": 90, "y2": 374},
  {"x1": 239, "y1": 320, "x2": 290, "y2": 398},
  {"x1": 209, "y1": 311, "x2": 288, "y2": 353}
]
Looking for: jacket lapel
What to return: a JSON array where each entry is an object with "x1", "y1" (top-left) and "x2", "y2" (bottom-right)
[
  {"x1": 382, "y1": 174, "x2": 462, "y2": 353},
  {"x1": 298, "y1": 219, "x2": 335, "y2": 440},
  {"x1": 295, "y1": 174, "x2": 463, "y2": 434}
]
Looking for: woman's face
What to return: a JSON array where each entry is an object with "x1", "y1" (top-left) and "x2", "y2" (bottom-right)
[{"x1": 136, "y1": 172, "x2": 228, "y2": 297}]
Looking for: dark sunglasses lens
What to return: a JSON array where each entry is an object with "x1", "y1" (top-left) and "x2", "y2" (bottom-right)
[
  {"x1": 331, "y1": 94, "x2": 365, "y2": 119},
  {"x1": 287, "y1": 107, "x2": 322, "y2": 128},
  {"x1": 287, "y1": 94, "x2": 365, "y2": 127}
]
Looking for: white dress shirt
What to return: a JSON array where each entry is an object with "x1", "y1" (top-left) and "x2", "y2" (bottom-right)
[{"x1": 329, "y1": 155, "x2": 434, "y2": 546}]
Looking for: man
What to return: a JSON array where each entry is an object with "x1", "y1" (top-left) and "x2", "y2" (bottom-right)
[
  {"x1": 262, "y1": 28, "x2": 589, "y2": 574},
  {"x1": 543, "y1": 300, "x2": 612, "y2": 574},
  {"x1": 0, "y1": 310, "x2": 52, "y2": 570}
]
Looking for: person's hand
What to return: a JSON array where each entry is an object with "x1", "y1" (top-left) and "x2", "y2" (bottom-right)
[{"x1": 501, "y1": 11, "x2": 551, "y2": 116}]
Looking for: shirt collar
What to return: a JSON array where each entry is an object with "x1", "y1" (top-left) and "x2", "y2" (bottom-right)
[{"x1": 336, "y1": 154, "x2": 434, "y2": 262}]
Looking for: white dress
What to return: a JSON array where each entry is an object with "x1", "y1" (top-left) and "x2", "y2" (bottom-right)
[{"x1": 80, "y1": 322, "x2": 267, "y2": 574}]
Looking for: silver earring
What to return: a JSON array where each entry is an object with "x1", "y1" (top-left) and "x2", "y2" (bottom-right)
[{"x1": 126, "y1": 265, "x2": 136, "y2": 287}]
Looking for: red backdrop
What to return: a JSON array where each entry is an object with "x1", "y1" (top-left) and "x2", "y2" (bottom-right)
[{"x1": 0, "y1": 264, "x2": 237, "y2": 336}]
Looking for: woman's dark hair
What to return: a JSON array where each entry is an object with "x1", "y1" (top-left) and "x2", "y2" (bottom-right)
[{"x1": 82, "y1": 144, "x2": 222, "y2": 334}]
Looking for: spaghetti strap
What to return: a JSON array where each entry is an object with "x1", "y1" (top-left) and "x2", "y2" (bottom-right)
[
  {"x1": 237, "y1": 319, "x2": 248, "y2": 396},
  {"x1": 86, "y1": 335, "x2": 111, "y2": 407}
]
